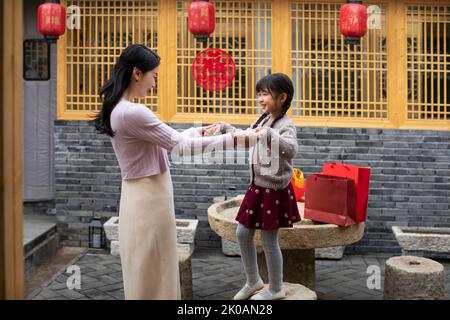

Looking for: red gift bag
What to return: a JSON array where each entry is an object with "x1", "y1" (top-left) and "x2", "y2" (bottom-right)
[
  {"x1": 322, "y1": 162, "x2": 370, "y2": 222},
  {"x1": 304, "y1": 174, "x2": 357, "y2": 226}
]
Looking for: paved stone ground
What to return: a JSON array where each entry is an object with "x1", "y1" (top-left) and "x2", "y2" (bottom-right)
[{"x1": 28, "y1": 249, "x2": 450, "y2": 300}]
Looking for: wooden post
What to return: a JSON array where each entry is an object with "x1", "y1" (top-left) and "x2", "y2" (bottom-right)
[
  {"x1": 387, "y1": 0, "x2": 408, "y2": 127},
  {"x1": 271, "y1": 0, "x2": 293, "y2": 116},
  {"x1": 57, "y1": 0, "x2": 68, "y2": 120},
  {"x1": 158, "y1": 0, "x2": 178, "y2": 122},
  {"x1": 0, "y1": 0, "x2": 24, "y2": 300},
  {"x1": 271, "y1": 0, "x2": 292, "y2": 76}
]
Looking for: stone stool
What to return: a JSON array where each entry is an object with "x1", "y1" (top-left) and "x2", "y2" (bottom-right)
[
  {"x1": 252, "y1": 282, "x2": 317, "y2": 300},
  {"x1": 257, "y1": 248, "x2": 315, "y2": 290},
  {"x1": 384, "y1": 256, "x2": 445, "y2": 300}
]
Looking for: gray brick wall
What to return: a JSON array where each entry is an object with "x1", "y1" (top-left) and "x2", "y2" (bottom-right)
[{"x1": 53, "y1": 120, "x2": 450, "y2": 254}]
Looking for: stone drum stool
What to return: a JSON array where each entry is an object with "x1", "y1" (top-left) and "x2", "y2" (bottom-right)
[{"x1": 384, "y1": 256, "x2": 445, "y2": 300}]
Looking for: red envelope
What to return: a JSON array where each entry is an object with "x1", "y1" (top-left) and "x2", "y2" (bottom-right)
[{"x1": 322, "y1": 162, "x2": 370, "y2": 222}]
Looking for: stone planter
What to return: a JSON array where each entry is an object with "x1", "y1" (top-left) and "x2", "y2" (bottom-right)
[
  {"x1": 176, "y1": 219, "x2": 199, "y2": 257},
  {"x1": 103, "y1": 216, "x2": 199, "y2": 257},
  {"x1": 110, "y1": 240, "x2": 120, "y2": 256},
  {"x1": 103, "y1": 216, "x2": 119, "y2": 242},
  {"x1": 392, "y1": 226, "x2": 450, "y2": 258}
]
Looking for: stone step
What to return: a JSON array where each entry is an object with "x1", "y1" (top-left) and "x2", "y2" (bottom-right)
[{"x1": 24, "y1": 214, "x2": 60, "y2": 282}]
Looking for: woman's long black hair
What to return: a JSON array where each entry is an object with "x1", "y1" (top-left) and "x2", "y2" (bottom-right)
[
  {"x1": 251, "y1": 73, "x2": 294, "y2": 129},
  {"x1": 94, "y1": 44, "x2": 160, "y2": 137}
]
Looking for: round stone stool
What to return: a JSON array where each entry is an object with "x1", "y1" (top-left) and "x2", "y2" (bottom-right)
[
  {"x1": 384, "y1": 256, "x2": 445, "y2": 300},
  {"x1": 252, "y1": 282, "x2": 317, "y2": 300}
]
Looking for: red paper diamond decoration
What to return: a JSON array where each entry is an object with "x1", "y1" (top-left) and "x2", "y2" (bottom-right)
[{"x1": 192, "y1": 48, "x2": 236, "y2": 92}]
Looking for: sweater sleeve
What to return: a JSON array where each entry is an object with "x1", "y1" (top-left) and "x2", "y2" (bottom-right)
[
  {"x1": 262, "y1": 123, "x2": 298, "y2": 160},
  {"x1": 220, "y1": 118, "x2": 259, "y2": 134},
  {"x1": 180, "y1": 126, "x2": 202, "y2": 138},
  {"x1": 220, "y1": 122, "x2": 240, "y2": 134},
  {"x1": 124, "y1": 105, "x2": 233, "y2": 153}
]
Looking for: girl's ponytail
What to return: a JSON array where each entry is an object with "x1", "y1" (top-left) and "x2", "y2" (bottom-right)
[{"x1": 251, "y1": 112, "x2": 270, "y2": 129}]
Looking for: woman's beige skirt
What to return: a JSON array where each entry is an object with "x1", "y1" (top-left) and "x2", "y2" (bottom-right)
[{"x1": 119, "y1": 170, "x2": 180, "y2": 300}]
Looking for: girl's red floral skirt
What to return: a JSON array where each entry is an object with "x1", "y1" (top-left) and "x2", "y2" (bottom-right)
[{"x1": 235, "y1": 183, "x2": 301, "y2": 230}]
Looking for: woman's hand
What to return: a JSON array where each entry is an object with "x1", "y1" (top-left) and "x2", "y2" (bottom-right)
[
  {"x1": 202, "y1": 122, "x2": 223, "y2": 136},
  {"x1": 199, "y1": 123, "x2": 217, "y2": 136}
]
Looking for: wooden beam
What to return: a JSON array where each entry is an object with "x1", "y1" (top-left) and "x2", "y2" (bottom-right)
[
  {"x1": 271, "y1": 0, "x2": 292, "y2": 76},
  {"x1": 387, "y1": 0, "x2": 408, "y2": 127},
  {"x1": 57, "y1": 0, "x2": 68, "y2": 120},
  {"x1": 0, "y1": 0, "x2": 24, "y2": 300},
  {"x1": 157, "y1": 0, "x2": 178, "y2": 122},
  {"x1": 271, "y1": 0, "x2": 292, "y2": 117}
]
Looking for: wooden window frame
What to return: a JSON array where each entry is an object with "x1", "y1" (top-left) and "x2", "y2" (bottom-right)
[{"x1": 57, "y1": 0, "x2": 450, "y2": 130}]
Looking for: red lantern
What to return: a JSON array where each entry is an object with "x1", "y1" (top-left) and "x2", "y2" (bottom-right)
[
  {"x1": 188, "y1": 0, "x2": 215, "y2": 42},
  {"x1": 37, "y1": 1, "x2": 66, "y2": 43},
  {"x1": 339, "y1": 0, "x2": 367, "y2": 45}
]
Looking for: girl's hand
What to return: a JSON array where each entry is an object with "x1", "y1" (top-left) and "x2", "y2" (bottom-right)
[
  {"x1": 202, "y1": 122, "x2": 222, "y2": 136},
  {"x1": 254, "y1": 127, "x2": 267, "y2": 139},
  {"x1": 232, "y1": 129, "x2": 259, "y2": 148}
]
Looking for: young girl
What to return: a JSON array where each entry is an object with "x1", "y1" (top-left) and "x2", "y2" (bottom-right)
[{"x1": 207, "y1": 73, "x2": 300, "y2": 300}]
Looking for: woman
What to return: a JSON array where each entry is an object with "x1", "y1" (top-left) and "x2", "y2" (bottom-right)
[{"x1": 94, "y1": 44, "x2": 255, "y2": 299}]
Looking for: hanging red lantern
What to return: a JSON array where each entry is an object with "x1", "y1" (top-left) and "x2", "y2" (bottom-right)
[
  {"x1": 37, "y1": 0, "x2": 66, "y2": 43},
  {"x1": 339, "y1": 0, "x2": 367, "y2": 45},
  {"x1": 188, "y1": 0, "x2": 215, "y2": 42}
]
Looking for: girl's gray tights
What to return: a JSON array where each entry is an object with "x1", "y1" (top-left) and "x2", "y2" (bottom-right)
[{"x1": 236, "y1": 223, "x2": 283, "y2": 293}]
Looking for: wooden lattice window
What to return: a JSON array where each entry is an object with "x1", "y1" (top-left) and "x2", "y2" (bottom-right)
[
  {"x1": 60, "y1": 0, "x2": 159, "y2": 119},
  {"x1": 176, "y1": 0, "x2": 272, "y2": 117},
  {"x1": 407, "y1": 5, "x2": 450, "y2": 121},
  {"x1": 57, "y1": 0, "x2": 449, "y2": 130},
  {"x1": 291, "y1": 2, "x2": 388, "y2": 120}
]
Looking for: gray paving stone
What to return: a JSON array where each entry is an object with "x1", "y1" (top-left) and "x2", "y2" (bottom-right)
[
  {"x1": 97, "y1": 282, "x2": 124, "y2": 292},
  {"x1": 27, "y1": 249, "x2": 450, "y2": 300},
  {"x1": 47, "y1": 282, "x2": 69, "y2": 290},
  {"x1": 107, "y1": 289, "x2": 125, "y2": 300},
  {"x1": 79, "y1": 288, "x2": 113, "y2": 300},
  {"x1": 57, "y1": 288, "x2": 86, "y2": 300},
  {"x1": 35, "y1": 288, "x2": 62, "y2": 299},
  {"x1": 79, "y1": 281, "x2": 109, "y2": 291}
]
